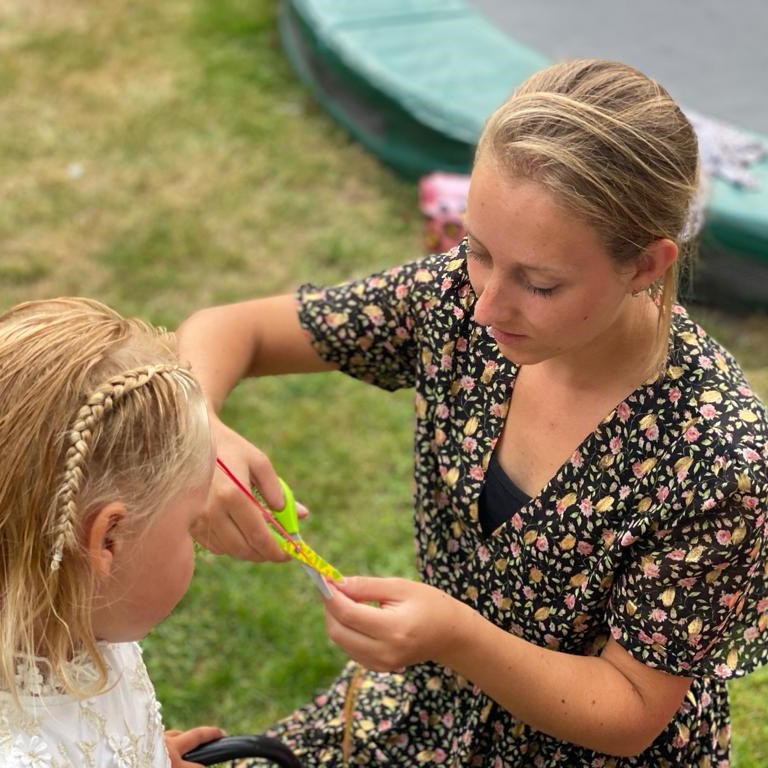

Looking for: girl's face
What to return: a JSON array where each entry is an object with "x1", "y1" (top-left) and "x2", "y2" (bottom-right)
[
  {"x1": 90, "y1": 473, "x2": 212, "y2": 643},
  {"x1": 465, "y1": 159, "x2": 640, "y2": 367}
]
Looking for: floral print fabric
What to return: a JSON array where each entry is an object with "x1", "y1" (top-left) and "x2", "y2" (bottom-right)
[
  {"x1": 259, "y1": 243, "x2": 768, "y2": 766},
  {"x1": 0, "y1": 643, "x2": 168, "y2": 768}
]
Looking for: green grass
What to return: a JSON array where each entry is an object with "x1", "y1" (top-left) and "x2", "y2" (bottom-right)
[{"x1": 2, "y1": 0, "x2": 768, "y2": 762}]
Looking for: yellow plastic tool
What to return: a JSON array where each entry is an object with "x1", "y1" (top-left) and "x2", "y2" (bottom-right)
[{"x1": 270, "y1": 478, "x2": 342, "y2": 598}]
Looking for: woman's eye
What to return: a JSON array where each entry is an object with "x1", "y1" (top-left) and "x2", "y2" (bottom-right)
[
  {"x1": 467, "y1": 246, "x2": 489, "y2": 263},
  {"x1": 526, "y1": 283, "x2": 556, "y2": 298}
]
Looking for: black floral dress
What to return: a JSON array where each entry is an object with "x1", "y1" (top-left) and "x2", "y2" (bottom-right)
[{"x1": 252, "y1": 244, "x2": 768, "y2": 767}]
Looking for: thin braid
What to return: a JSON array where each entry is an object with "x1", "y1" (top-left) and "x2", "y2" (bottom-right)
[{"x1": 50, "y1": 363, "x2": 183, "y2": 571}]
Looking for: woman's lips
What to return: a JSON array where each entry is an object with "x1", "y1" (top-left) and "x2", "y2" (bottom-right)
[{"x1": 489, "y1": 326, "x2": 528, "y2": 344}]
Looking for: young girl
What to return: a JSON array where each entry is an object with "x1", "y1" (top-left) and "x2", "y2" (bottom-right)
[
  {"x1": 179, "y1": 60, "x2": 768, "y2": 765},
  {"x1": 0, "y1": 298, "x2": 225, "y2": 767}
]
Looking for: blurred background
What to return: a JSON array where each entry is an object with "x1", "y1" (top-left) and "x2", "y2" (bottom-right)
[
  {"x1": 1, "y1": 1, "x2": 766, "y2": 764},
  {"x1": 475, "y1": 0, "x2": 768, "y2": 133}
]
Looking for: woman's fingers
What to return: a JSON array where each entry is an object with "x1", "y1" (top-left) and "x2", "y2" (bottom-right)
[{"x1": 193, "y1": 420, "x2": 289, "y2": 561}]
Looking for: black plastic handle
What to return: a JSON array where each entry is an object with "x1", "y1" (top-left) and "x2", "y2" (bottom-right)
[{"x1": 182, "y1": 734, "x2": 302, "y2": 766}]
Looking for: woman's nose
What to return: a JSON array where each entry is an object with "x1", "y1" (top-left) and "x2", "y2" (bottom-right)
[{"x1": 473, "y1": 279, "x2": 505, "y2": 326}]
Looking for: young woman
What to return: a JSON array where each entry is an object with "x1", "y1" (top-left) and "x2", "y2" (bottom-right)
[{"x1": 178, "y1": 60, "x2": 768, "y2": 765}]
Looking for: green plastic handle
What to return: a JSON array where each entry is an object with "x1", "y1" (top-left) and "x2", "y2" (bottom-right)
[
  {"x1": 271, "y1": 477, "x2": 299, "y2": 537},
  {"x1": 266, "y1": 479, "x2": 343, "y2": 583}
]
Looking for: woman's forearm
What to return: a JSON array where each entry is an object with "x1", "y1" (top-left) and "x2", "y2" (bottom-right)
[
  {"x1": 439, "y1": 604, "x2": 690, "y2": 757},
  {"x1": 326, "y1": 578, "x2": 692, "y2": 757}
]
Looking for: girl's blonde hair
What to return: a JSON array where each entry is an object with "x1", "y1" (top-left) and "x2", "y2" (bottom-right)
[
  {"x1": 476, "y1": 58, "x2": 700, "y2": 371},
  {"x1": 0, "y1": 298, "x2": 212, "y2": 700}
]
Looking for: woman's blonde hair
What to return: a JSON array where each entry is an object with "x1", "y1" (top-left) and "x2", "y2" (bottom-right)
[
  {"x1": 476, "y1": 58, "x2": 700, "y2": 370},
  {"x1": 0, "y1": 298, "x2": 212, "y2": 700}
]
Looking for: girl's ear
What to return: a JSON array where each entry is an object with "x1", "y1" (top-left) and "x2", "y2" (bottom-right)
[
  {"x1": 629, "y1": 237, "x2": 678, "y2": 294},
  {"x1": 87, "y1": 503, "x2": 127, "y2": 578}
]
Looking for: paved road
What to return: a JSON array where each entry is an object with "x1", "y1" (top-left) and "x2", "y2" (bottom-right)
[{"x1": 472, "y1": 0, "x2": 768, "y2": 134}]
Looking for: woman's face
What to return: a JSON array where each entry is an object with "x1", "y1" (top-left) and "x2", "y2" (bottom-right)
[{"x1": 465, "y1": 159, "x2": 640, "y2": 367}]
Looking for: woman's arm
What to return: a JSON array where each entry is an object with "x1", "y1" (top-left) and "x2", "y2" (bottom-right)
[
  {"x1": 325, "y1": 576, "x2": 691, "y2": 757},
  {"x1": 176, "y1": 296, "x2": 335, "y2": 560},
  {"x1": 177, "y1": 295, "x2": 334, "y2": 412}
]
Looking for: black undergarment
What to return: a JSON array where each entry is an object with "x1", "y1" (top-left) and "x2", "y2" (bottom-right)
[{"x1": 478, "y1": 452, "x2": 532, "y2": 537}]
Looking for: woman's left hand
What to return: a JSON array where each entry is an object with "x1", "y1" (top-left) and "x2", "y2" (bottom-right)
[{"x1": 324, "y1": 576, "x2": 473, "y2": 672}]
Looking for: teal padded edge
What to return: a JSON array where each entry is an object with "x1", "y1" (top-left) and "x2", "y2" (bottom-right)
[
  {"x1": 705, "y1": 158, "x2": 768, "y2": 263},
  {"x1": 282, "y1": 0, "x2": 549, "y2": 144},
  {"x1": 279, "y1": 0, "x2": 481, "y2": 176}
]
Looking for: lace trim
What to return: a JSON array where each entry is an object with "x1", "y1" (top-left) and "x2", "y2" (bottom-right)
[{"x1": 9, "y1": 651, "x2": 101, "y2": 697}]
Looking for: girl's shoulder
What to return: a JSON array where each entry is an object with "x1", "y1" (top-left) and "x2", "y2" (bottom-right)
[{"x1": 0, "y1": 642, "x2": 168, "y2": 767}]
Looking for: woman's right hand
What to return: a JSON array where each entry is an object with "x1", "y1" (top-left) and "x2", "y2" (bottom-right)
[
  {"x1": 192, "y1": 415, "x2": 292, "y2": 562},
  {"x1": 177, "y1": 296, "x2": 329, "y2": 561}
]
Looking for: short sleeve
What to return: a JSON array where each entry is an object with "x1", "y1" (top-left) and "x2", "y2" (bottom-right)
[
  {"x1": 608, "y1": 457, "x2": 768, "y2": 680},
  {"x1": 297, "y1": 251, "x2": 459, "y2": 391}
]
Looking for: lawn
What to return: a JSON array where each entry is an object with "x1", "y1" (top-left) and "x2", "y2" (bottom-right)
[{"x1": 2, "y1": 0, "x2": 768, "y2": 764}]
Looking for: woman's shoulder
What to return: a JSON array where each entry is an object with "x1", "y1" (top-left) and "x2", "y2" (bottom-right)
[
  {"x1": 403, "y1": 242, "x2": 474, "y2": 314},
  {"x1": 384, "y1": 244, "x2": 471, "y2": 301},
  {"x1": 659, "y1": 306, "x2": 767, "y2": 480},
  {"x1": 669, "y1": 306, "x2": 765, "y2": 412},
  {"x1": 299, "y1": 245, "x2": 470, "y2": 311}
]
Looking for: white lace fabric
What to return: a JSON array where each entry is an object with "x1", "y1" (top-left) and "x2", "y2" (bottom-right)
[{"x1": 0, "y1": 642, "x2": 169, "y2": 767}]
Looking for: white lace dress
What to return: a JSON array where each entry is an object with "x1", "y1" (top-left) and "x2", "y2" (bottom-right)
[{"x1": 0, "y1": 642, "x2": 169, "y2": 768}]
